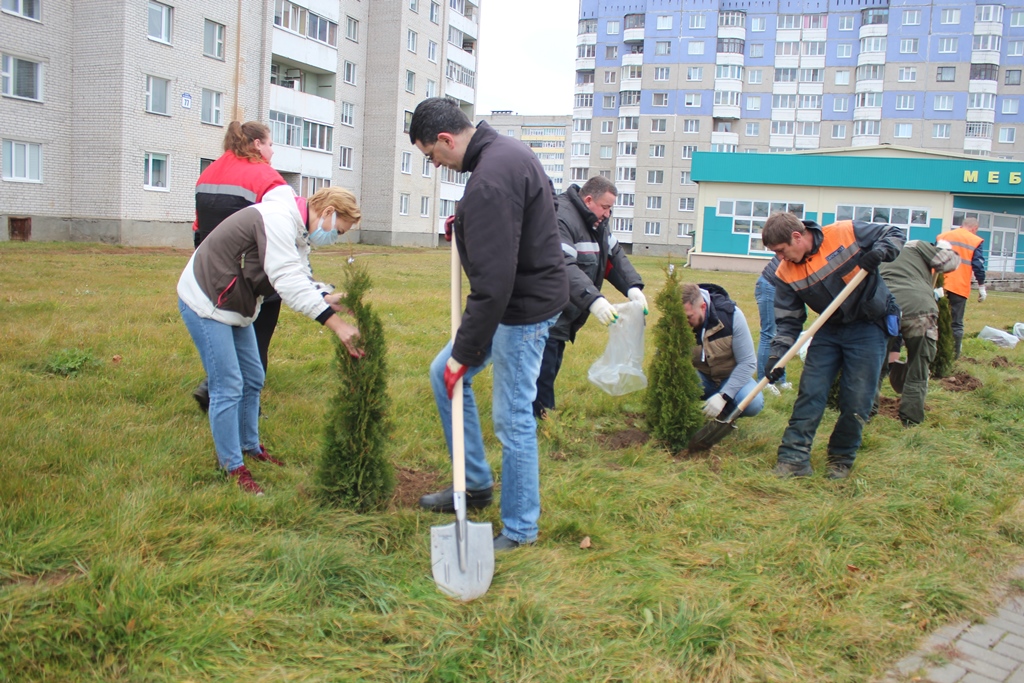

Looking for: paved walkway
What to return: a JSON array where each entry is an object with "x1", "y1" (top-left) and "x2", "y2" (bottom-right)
[{"x1": 881, "y1": 566, "x2": 1024, "y2": 682}]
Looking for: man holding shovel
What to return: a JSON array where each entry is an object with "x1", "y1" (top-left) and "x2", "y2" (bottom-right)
[
  {"x1": 410, "y1": 98, "x2": 569, "y2": 552},
  {"x1": 762, "y1": 213, "x2": 904, "y2": 480}
]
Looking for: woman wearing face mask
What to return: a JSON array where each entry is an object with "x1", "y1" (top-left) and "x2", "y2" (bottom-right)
[{"x1": 177, "y1": 185, "x2": 363, "y2": 495}]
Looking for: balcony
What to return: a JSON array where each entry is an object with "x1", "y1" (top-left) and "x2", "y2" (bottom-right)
[
  {"x1": 853, "y1": 106, "x2": 882, "y2": 120},
  {"x1": 966, "y1": 108, "x2": 996, "y2": 123},
  {"x1": 623, "y1": 27, "x2": 645, "y2": 43},
  {"x1": 450, "y1": 11, "x2": 477, "y2": 40},
  {"x1": 444, "y1": 80, "x2": 475, "y2": 105},
  {"x1": 712, "y1": 104, "x2": 741, "y2": 119},
  {"x1": 717, "y1": 26, "x2": 745, "y2": 41},
  {"x1": 857, "y1": 51, "x2": 886, "y2": 66},
  {"x1": 974, "y1": 21, "x2": 1004, "y2": 35},
  {"x1": 711, "y1": 130, "x2": 739, "y2": 146},
  {"x1": 577, "y1": 32, "x2": 597, "y2": 46},
  {"x1": 794, "y1": 135, "x2": 821, "y2": 149},
  {"x1": 622, "y1": 52, "x2": 643, "y2": 66},
  {"x1": 964, "y1": 137, "x2": 993, "y2": 152},
  {"x1": 858, "y1": 23, "x2": 888, "y2": 39},
  {"x1": 854, "y1": 79, "x2": 884, "y2": 93},
  {"x1": 797, "y1": 82, "x2": 824, "y2": 96},
  {"x1": 620, "y1": 78, "x2": 641, "y2": 90},
  {"x1": 574, "y1": 83, "x2": 594, "y2": 94},
  {"x1": 715, "y1": 52, "x2": 745, "y2": 67},
  {"x1": 972, "y1": 50, "x2": 1001, "y2": 66},
  {"x1": 796, "y1": 109, "x2": 822, "y2": 122},
  {"x1": 575, "y1": 57, "x2": 596, "y2": 71},
  {"x1": 968, "y1": 79, "x2": 998, "y2": 95},
  {"x1": 272, "y1": 27, "x2": 337, "y2": 74},
  {"x1": 269, "y1": 83, "x2": 335, "y2": 124}
]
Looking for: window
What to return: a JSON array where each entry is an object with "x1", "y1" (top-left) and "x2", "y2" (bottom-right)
[
  {"x1": 968, "y1": 92, "x2": 996, "y2": 109},
  {"x1": 973, "y1": 35, "x2": 1001, "y2": 52},
  {"x1": 745, "y1": 122, "x2": 759, "y2": 136},
  {"x1": 203, "y1": 20, "x2": 225, "y2": 59},
  {"x1": 938, "y1": 38, "x2": 957, "y2": 53},
  {"x1": 425, "y1": 79, "x2": 437, "y2": 98},
  {"x1": 719, "y1": 38, "x2": 745, "y2": 54},
  {"x1": 408, "y1": 29, "x2": 418, "y2": 52},
  {"x1": 649, "y1": 144, "x2": 666, "y2": 158},
  {"x1": 719, "y1": 11, "x2": 745, "y2": 27},
  {"x1": 748, "y1": 69, "x2": 762, "y2": 84},
  {"x1": 306, "y1": 12, "x2": 338, "y2": 46},
  {"x1": 599, "y1": 145, "x2": 613, "y2": 159},
  {"x1": 678, "y1": 197, "x2": 695, "y2": 211},
  {"x1": 932, "y1": 124, "x2": 951, "y2": 139},
  {"x1": 644, "y1": 221, "x2": 661, "y2": 236},
  {"x1": 971, "y1": 64, "x2": 999, "y2": 82},
  {"x1": 776, "y1": 41, "x2": 800, "y2": 56},
  {"x1": 900, "y1": 38, "x2": 918, "y2": 54},
  {"x1": 1013, "y1": 10, "x2": 1024, "y2": 26},
  {"x1": 895, "y1": 94, "x2": 915, "y2": 110},
  {"x1": 604, "y1": 70, "x2": 617, "y2": 84},
  {"x1": 835, "y1": 70, "x2": 850, "y2": 86},
  {"x1": 1004, "y1": 99, "x2": 1020, "y2": 114},
  {"x1": 902, "y1": 9, "x2": 920, "y2": 25},
  {"x1": 778, "y1": 14, "x2": 799, "y2": 29},
  {"x1": 802, "y1": 41, "x2": 825, "y2": 56},
  {"x1": 894, "y1": 122, "x2": 913, "y2": 138},
  {"x1": 428, "y1": 41, "x2": 438, "y2": 62},
  {"x1": 684, "y1": 93, "x2": 701, "y2": 107},
  {"x1": 201, "y1": 89, "x2": 222, "y2": 125},
  {"x1": 1000, "y1": 127, "x2": 1017, "y2": 143},
  {"x1": 405, "y1": 70, "x2": 415, "y2": 93},
  {"x1": 2, "y1": 0, "x2": 39, "y2": 19},
  {"x1": 797, "y1": 68, "x2": 824, "y2": 83},
  {"x1": 400, "y1": 151, "x2": 412, "y2": 174},
  {"x1": 620, "y1": 65, "x2": 641, "y2": 81},
  {"x1": 1, "y1": 54, "x2": 41, "y2": 100},
  {"x1": 651, "y1": 118, "x2": 666, "y2": 133},
  {"x1": 933, "y1": 94, "x2": 954, "y2": 111},
  {"x1": 652, "y1": 93, "x2": 668, "y2": 107},
  {"x1": 681, "y1": 145, "x2": 697, "y2": 159},
  {"x1": 410, "y1": 0, "x2": 418, "y2": 10},
  {"x1": 145, "y1": 75, "x2": 169, "y2": 114},
  {"x1": 299, "y1": 176, "x2": 330, "y2": 198},
  {"x1": 976, "y1": 5, "x2": 1003, "y2": 23},
  {"x1": 657, "y1": 41, "x2": 672, "y2": 56},
  {"x1": 617, "y1": 141, "x2": 637, "y2": 156},
  {"x1": 344, "y1": 61, "x2": 357, "y2": 85},
  {"x1": 716, "y1": 64, "x2": 743, "y2": 80},
  {"x1": 399, "y1": 194, "x2": 409, "y2": 216},
  {"x1": 680, "y1": 171, "x2": 694, "y2": 184},
  {"x1": 775, "y1": 68, "x2": 797, "y2": 82},
  {"x1": 2, "y1": 139, "x2": 41, "y2": 181},
  {"x1": 936, "y1": 66, "x2": 956, "y2": 82},
  {"x1": 607, "y1": 19, "x2": 620, "y2": 34},
  {"x1": 838, "y1": 15, "x2": 854, "y2": 30},
  {"x1": 898, "y1": 67, "x2": 917, "y2": 83},
  {"x1": 678, "y1": 223, "x2": 694, "y2": 237},
  {"x1": 832, "y1": 124, "x2": 847, "y2": 139},
  {"x1": 657, "y1": 15, "x2": 672, "y2": 30},
  {"x1": 835, "y1": 205, "x2": 927, "y2": 233},
  {"x1": 771, "y1": 121, "x2": 794, "y2": 135},
  {"x1": 144, "y1": 152, "x2": 168, "y2": 190},
  {"x1": 612, "y1": 218, "x2": 633, "y2": 233},
  {"x1": 430, "y1": 1, "x2": 440, "y2": 22},
  {"x1": 855, "y1": 92, "x2": 883, "y2": 107},
  {"x1": 647, "y1": 196, "x2": 663, "y2": 210},
  {"x1": 403, "y1": 110, "x2": 413, "y2": 134},
  {"x1": 853, "y1": 119, "x2": 880, "y2": 135},
  {"x1": 687, "y1": 67, "x2": 703, "y2": 81},
  {"x1": 602, "y1": 94, "x2": 615, "y2": 108},
  {"x1": 751, "y1": 16, "x2": 766, "y2": 31},
  {"x1": 274, "y1": 1, "x2": 305, "y2": 33},
  {"x1": 746, "y1": 96, "x2": 761, "y2": 111},
  {"x1": 577, "y1": 44, "x2": 596, "y2": 58},
  {"x1": 572, "y1": 142, "x2": 591, "y2": 156},
  {"x1": 772, "y1": 94, "x2": 796, "y2": 109},
  {"x1": 797, "y1": 122, "x2": 820, "y2": 136},
  {"x1": 689, "y1": 13, "x2": 705, "y2": 29},
  {"x1": 420, "y1": 196, "x2": 431, "y2": 217},
  {"x1": 270, "y1": 110, "x2": 301, "y2": 146},
  {"x1": 148, "y1": 1, "x2": 172, "y2": 42},
  {"x1": 833, "y1": 97, "x2": 849, "y2": 112},
  {"x1": 837, "y1": 43, "x2": 852, "y2": 58},
  {"x1": 570, "y1": 167, "x2": 588, "y2": 181},
  {"x1": 606, "y1": 46, "x2": 618, "y2": 59},
  {"x1": 1009, "y1": 41, "x2": 1024, "y2": 57},
  {"x1": 714, "y1": 90, "x2": 741, "y2": 106},
  {"x1": 303, "y1": 121, "x2": 333, "y2": 152},
  {"x1": 749, "y1": 43, "x2": 764, "y2": 58},
  {"x1": 966, "y1": 122, "x2": 993, "y2": 138},
  {"x1": 573, "y1": 118, "x2": 592, "y2": 132},
  {"x1": 860, "y1": 37, "x2": 886, "y2": 53},
  {"x1": 798, "y1": 94, "x2": 822, "y2": 109},
  {"x1": 687, "y1": 41, "x2": 704, "y2": 56},
  {"x1": 346, "y1": 16, "x2": 359, "y2": 42},
  {"x1": 804, "y1": 14, "x2": 827, "y2": 29},
  {"x1": 615, "y1": 193, "x2": 635, "y2": 207},
  {"x1": 600, "y1": 120, "x2": 613, "y2": 134},
  {"x1": 339, "y1": 145, "x2": 353, "y2": 169},
  {"x1": 617, "y1": 167, "x2": 636, "y2": 181},
  {"x1": 684, "y1": 119, "x2": 699, "y2": 133},
  {"x1": 653, "y1": 66, "x2": 670, "y2": 81},
  {"x1": 722, "y1": 199, "x2": 804, "y2": 252}
]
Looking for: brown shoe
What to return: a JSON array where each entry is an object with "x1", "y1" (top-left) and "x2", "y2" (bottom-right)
[{"x1": 229, "y1": 465, "x2": 264, "y2": 495}]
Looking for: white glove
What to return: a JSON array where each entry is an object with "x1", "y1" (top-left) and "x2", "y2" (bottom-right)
[
  {"x1": 936, "y1": 239, "x2": 953, "y2": 250},
  {"x1": 979, "y1": 285, "x2": 987, "y2": 302},
  {"x1": 933, "y1": 287, "x2": 944, "y2": 301},
  {"x1": 627, "y1": 287, "x2": 648, "y2": 314},
  {"x1": 589, "y1": 297, "x2": 619, "y2": 326},
  {"x1": 702, "y1": 393, "x2": 727, "y2": 419}
]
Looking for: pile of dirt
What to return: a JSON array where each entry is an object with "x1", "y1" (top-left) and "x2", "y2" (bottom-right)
[
  {"x1": 991, "y1": 356, "x2": 1012, "y2": 368},
  {"x1": 597, "y1": 428, "x2": 650, "y2": 450},
  {"x1": 940, "y1": 372, "x2": 982, "y2": 392},
  {"x1": 390, "y1": 467, "x2": 441, "y2": 508},
  {"x1": 875, "y1": 396, "x2": 901, "y2": 420}
]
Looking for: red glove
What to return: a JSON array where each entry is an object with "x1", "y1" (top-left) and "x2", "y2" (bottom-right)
[
  {"x1": 444, "y1": 214, "x2": 456, "y2": 242},
  {"x1": 444, "y1": 358, "x2": 468, "y2": 398}
]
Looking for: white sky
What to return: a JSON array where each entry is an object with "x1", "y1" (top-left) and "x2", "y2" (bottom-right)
[{"x1": 475, "y1": 0, "x2": 579, "y2": 116}]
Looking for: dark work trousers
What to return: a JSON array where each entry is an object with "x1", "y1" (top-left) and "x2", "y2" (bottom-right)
[
  {"x1": 533, "y1": 337, "x2": 566, "y2": 417},
  {"x1": 946, "y1": 292, "x2": 967, "y2": 358},
  {"x1": 252, "y1": 295, "x2": 282, "y2": 373},
  {"x1": 899, "y1": 333, "x2": 935, "y2": 425}
]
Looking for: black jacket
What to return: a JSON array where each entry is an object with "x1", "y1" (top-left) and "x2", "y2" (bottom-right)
[
  {"x1": 551, "y1": 184, "x2": 643, "y2": 342},
  {"x1": 451, "y1": 121, "x2": 570, "y2": 366}
]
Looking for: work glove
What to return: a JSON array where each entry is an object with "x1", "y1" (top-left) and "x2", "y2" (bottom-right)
[
  {"x1": 443, "y1": 357, "x2": 468, "y2": 399},
  {"x1": 978, "y1": 285, "x2": 987, "y2": 302},
  {"x1": 589, "y1": 297, "x2": 619, "y2": 326},
  {"x1": 702, "y1": 393, "x2": 727, "y2": 419},
  {"x1": 627, "y1": 287, "x2": 648, "y2": 315},
  {"x1": 443, "y1": 214, "x2": 455, "y2": 242},
  {"x1": 859, "y1": 248, "x2": 884, "y2": 273},
  {"x1": 934, "y1": 287, "x2": 944, "y2": 301},
  {"x1": 936, "y1": 239, "x2": 953, "y2": 250},
  {"x1": 765, "y1": 356, "x2": 784, "y2": 384}
]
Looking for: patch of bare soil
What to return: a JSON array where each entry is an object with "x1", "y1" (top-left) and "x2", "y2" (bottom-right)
[
  {"x1": 991, "y1": 356, "x2": 1013, "y2": 368},
  {"x1": 875, "y1": 396, "x2": 901, "y2": 420},
  {"x1": 597, "y1": 428, "x2": 650, "y2": 450},
  {"x1": 390, "y1": 467, "x2": 441, "y2": 509},
  {"x1": 1, "y1": 569, "x2": 79, "y2": 589},
  {"x1": 960, "y1": 357, "x2": 979, "y2": 364},
  {"x1": 940, "y1": 372, "x2": 983, "y2": 392}
]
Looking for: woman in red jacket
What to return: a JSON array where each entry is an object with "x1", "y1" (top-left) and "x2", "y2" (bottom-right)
[{"x1": 191, "y1": 121, "x2": 287, "y2": 412}]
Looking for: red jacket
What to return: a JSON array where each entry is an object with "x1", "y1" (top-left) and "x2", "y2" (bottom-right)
[{"x1": 192, "y1": 151, "x2": 286, "y2": 244}]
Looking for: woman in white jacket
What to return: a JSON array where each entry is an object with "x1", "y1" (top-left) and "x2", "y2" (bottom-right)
[{"x1": 177, "y1": 185, "x2": 363, "y2": 495}]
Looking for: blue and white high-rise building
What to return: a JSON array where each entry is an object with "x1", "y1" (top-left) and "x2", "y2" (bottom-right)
[{"x1": 573, "y1": 0, "x2": 1024, "y2": 253}]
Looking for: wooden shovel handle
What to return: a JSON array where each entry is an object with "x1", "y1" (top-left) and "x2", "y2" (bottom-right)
[{"x1": 450, "y1": 236, "x2": 466, "y2": 496}]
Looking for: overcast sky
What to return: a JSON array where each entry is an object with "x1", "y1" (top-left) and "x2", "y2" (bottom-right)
[{"x1": 475, "y1": 0, "x2": 579, "y2": 116}]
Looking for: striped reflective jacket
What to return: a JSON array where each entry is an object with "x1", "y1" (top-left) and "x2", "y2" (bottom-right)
[{"x1": 936, "y1": 227, "x2": 985, "y2": 298}]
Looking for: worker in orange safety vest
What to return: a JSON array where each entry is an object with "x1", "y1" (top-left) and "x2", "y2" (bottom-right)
[{"x1": 936, "y1": 217, "x2": 987, "y2": 358}]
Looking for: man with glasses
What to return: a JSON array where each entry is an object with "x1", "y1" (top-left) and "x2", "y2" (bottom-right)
[{"x1": 533, "y1": 176, "x2": 647, "y2": 419}]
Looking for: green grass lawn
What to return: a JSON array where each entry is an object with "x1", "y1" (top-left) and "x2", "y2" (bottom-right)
[{"x1": 2, "y1": 241, "x2": 1024, "y2": 682}]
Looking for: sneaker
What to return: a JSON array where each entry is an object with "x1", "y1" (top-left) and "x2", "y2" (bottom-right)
[
  {"x1": 192, "y1": 378, "x2": 210, "y2": 413},
  {"x1": 766, "y1": 384, "x2": 781, "y2": 397},
  {"x1": 494, "y1": 534, "x2": 533, "y2": 553},
  {"x1": 247, "y1": 444, "x2": 284, "y2": 467},
  {"x1": 419, "y1": 485, "x2": 493, "y2": 513},
  {"x1": 229, "y1": 465, "x2": 264, "y2": 495},
  {"x1": 772, "y1": 462, "x2": 813, "y2": 478},
  {"x1": 779, "y1": 382, "x2": 793, "y2": 391},
  {"x1": 825, "y1": 463, "x2": 852, "y2": 480}
]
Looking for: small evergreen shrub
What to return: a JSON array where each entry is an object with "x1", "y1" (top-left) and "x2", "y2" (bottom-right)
[
  {"x1": 931, "y1": 295, "x2": 955, "y2": 378},
  {"x1": 317, "y1": 263, "x2": 395, "y2": 511},
  {"x1": 645, "y1": 266, "x2": 705, "y2": 450}
]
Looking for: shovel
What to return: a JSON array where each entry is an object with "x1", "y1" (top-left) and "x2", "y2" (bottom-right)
[
  {"x1": 688, "y1": 269, "x2": 869, "y2": 452},
  {"x1": 430, "y1": 232, "x2": 494, "y2": 602}
]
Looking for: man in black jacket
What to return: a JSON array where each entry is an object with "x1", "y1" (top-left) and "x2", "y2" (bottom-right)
[
  {"x1": 533, "y1": 176, "x2": 646, "y2": 418},
  {"x1": 409, "y1": 98, "x2": 569, "y2": 552}
]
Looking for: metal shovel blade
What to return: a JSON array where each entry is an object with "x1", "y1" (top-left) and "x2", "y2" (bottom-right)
[
  {"x1": 687, "y1": 417, "x2": 739, "y2": 452},
  {"x1": 888, "y1": 361, "x2": 908, "y2": 395},
  {"x1": 431, "y1": 516, "x2": 494, "y2": 602}
]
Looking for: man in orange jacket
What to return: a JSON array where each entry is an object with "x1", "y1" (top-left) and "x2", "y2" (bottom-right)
[{"x1": 936, "y1": 218, "x2": 987, "y2": 358}]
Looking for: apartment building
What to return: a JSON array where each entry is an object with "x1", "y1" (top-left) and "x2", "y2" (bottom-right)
[
  {"x1": 476, "y1": 111, "x2": 572, "y2": 193},
  {"x1": 574, "y1": 0, "x2": 1024, "y2": 255},
  {"x1": 0, "y1": 0, "x2": 478, "y2": 246}
]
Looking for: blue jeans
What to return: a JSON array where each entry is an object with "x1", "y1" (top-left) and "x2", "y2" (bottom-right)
[
  {"x1": 754, "y1": 276, "x2": 785, "y2": 383},
  {"x1": 698, "y1": 372, "x2": 764, "y2": 418},
  {"x1": 430, "y1": 316, "x2": 557, "y2": 543},
  {"x1": 777, "y1": 321, "x2": 886, "y2": 469},
  {"x1": 179, "y1": 299, "x2": 264, "y2": 472}
]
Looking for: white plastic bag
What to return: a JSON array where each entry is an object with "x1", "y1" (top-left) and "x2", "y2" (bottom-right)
[
  {"x1": 979, "y1": 325, "x2": 1020, "y2": 349},
  {"x1": 1013, "y1": 322, "x2": 1024, "y2": 340},
  {"x1": 588, "y1": 301, "x2": 647, "y2": 395}
]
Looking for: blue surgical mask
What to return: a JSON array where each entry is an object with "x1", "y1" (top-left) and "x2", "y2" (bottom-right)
[{"x1": 308, "y1": 212, "x2": 337, "y2": 247}]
